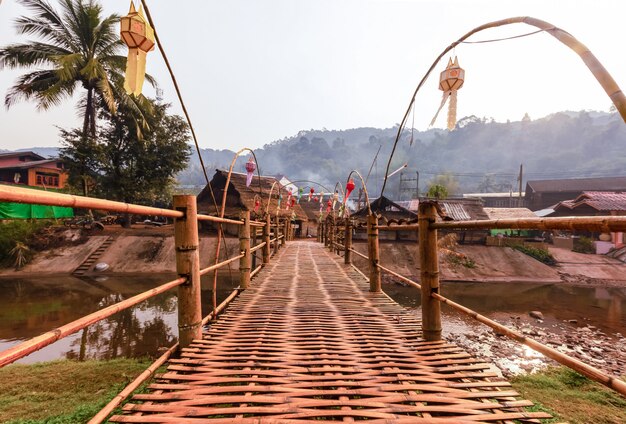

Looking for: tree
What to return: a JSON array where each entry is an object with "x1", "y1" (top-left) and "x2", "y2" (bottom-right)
[
  {"x1": 0, "y1": 0, "x2": 153, "y2": 138},
  {"x1": 426, "y1": 184, "x2": 448, "y2": 200},
  {"x1": 429, "y1": 173, "x2": 459, "y2": 196},
  {"x1": 61, "y1": 100, "x2": 191, "y2": 210}
]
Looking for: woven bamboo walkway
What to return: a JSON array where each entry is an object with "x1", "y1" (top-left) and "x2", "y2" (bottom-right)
[{"x1": 110, "y1": 241, "x2": 551, "y2": 423}]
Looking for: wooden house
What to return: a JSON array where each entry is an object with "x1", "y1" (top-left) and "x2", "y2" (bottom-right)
[
  {"x1": 0, "y1": 151, "x2": 68, "y2": 189},
  {"x1": 352, "y1": 196, "x2": 418, "y2": 240},
  {"x1": 197, "y1": 170, "x2": 307, "y2": 236}
]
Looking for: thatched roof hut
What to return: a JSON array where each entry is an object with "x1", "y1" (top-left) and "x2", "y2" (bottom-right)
[
  {"x1": 197, "y1": 170, "x2": 307, "y2": 221},
  {"x1": 352, "y1": 196, "x2": 418, "y2": 224}
]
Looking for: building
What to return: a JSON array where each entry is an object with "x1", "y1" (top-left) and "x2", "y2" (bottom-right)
[
  {"x1": 550, "y1": 191, "x2": 626, "y2": 249},
  {"x1": 0, "y1": 151, "x2": 68, "y2": 189},
  {"x1": 197, "y1": 170, "x2": 307, "y2": 236},
  {"x1": 353, "y1": 196, "x2": 418, "y2": 240},
  {"x1": 463, "y1": 192, "x2": 526, "y2": 208},
  {"x1": 524, "y1": 176, "x2": 626, "y2": 211}
]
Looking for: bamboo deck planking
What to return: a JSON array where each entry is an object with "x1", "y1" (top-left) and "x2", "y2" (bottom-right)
[{"x1": 110, "y1": 241, "x2": 551, "y2": 423}]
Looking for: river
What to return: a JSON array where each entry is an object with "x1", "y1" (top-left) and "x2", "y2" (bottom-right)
[{"x1": 0, "y1": 274, "x2": 624, "y2": 364}]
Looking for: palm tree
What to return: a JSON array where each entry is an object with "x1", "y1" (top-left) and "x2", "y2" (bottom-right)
[{"x1": 0, "y1": 0, "x2": 153, "y2": 138}]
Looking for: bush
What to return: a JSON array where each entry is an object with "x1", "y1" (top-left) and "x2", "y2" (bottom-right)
[
  {"x1": 573, "y1": 236, "x2": 595, "y2": 254},
  {"x1": 0, "y1": 220, "x2": 50, "y2": 268},
  {"x1": 513, "y1": 244, "x2": 556, "y2": 265}
]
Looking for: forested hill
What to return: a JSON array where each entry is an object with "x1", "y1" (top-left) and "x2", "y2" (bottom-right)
[{"x1": 178, "y1": 110, "x2": 626, "y2": 198}]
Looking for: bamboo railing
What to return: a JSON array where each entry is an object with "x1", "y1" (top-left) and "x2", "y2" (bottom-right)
[
  {"x1": 329, "y1": 202, "x2": 626, "y2": 397},
  {"x1": 0, "y1": 185, "x2": 289, "y2": 368}
]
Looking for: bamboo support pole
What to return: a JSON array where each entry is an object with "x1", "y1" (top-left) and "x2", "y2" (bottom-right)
[
  {"x1": 239, "y1": 210, "x2": 251, "y2": 289},
  {"x1": 282, "y1": 219, "x2": 288, "y2": 245},
  {"x1": 418, "y1": 201, "x2": 442, "y2": 342},
  {"x1": 0, "y1": 276, "x2": 185, "y2": 367},
  {"x1": 251, "y1": 220, "x2": 257, "y2": 271},
  {"x1": 173, "y1": 195, "x2": 203, "y2": 348},
  {"x1": 367, "y1": 215, "x2": 382, "y2": 292},
  {"x1": 328, "y1": 218, "x2": 335, "y2": 252},
  {"x1": 274, "y1": 216, "x2": 280, "y2": 254},
  {"x1": 263, "y1": 215, "x2": 271, "y2": 265},
  {"x1": 344, "y1": 218, "x2": 352, "y2": 265}
]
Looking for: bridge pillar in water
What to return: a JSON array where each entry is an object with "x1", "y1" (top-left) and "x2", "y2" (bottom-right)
[
  {"x1": 263, "y1": 214, "x2": 271, "y2": 265},
  {"x1": 344, "y1": 218, "x2": 352, "y2": 265},
  {"x1": 173, "y1": 195, "x2": 203, "y2": 348},
  {"x1": 367, "y1": 214, "x2": 381, "y2": 292},
  {"x1": 418, "y1": 201, "x2": 442, "y2": 341},
  {"x1": 239, "y1": 210, "x2": 251, "y2": 289}
]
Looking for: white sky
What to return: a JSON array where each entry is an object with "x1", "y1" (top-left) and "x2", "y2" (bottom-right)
[{"x1": 1, "y1": 0, "x2": 625, "y2": 151}]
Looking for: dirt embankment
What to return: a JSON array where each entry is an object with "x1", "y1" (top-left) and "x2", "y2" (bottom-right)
[
  {"x1": 351, "y1": 241, "x2": 626, "y2": 286},
  {"x1": 0, "y1": 226, "x2": 241, "y2": 276}
]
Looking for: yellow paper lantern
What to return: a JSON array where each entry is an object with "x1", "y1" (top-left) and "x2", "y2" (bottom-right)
[
  {"x1": 120, "y1": 1, "x2": 155, "y2": 96},
  {"x1": 430, "y1": 56, "x2": 465, "y2": 130}
]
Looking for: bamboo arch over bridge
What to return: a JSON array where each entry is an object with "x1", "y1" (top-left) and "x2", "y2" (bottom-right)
[{"x1": 1, "y1": 184, "x2": 626, "y2": 422}]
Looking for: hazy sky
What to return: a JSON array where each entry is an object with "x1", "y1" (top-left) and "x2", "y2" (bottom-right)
[{"x1": 1, "y1": 0, "x2": 625, "y2": 151}]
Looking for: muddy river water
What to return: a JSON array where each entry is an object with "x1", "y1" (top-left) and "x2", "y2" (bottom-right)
[{"x1": 0, "y1": 274, "x2": 624, "y2": 369}]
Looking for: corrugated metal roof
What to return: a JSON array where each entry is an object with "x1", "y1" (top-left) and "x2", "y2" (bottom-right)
[
  {"x1": 440, "y1": 202, "x2": 471, "y2": 221},
  {"x1": 527, "y1": 177, "x2": 626, "y2": 193},
  {"x1": 483, "y1": 207, "x2": 536, "y2": 219},
  {"x1": 557, "y1": 191, "x2": 626, "y2": 211}
]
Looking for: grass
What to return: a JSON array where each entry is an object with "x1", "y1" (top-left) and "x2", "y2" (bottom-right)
[
  {"x1": 0, "y1": 358, "x2": 153, "y2": 423},
  {"x1": 511, "y1": 366, "x2": 626, "y2": 424},
  {"x1": 0, "y1": 220, "x2": 50, "y2": 268},
  {"x1": 512, "y1": 244, "x2": 557, "y2": 265}
]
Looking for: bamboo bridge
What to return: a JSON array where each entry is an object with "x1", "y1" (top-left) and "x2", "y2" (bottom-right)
[{"x1": 1, "y1": 184, "x2": 626, "y2": 423}]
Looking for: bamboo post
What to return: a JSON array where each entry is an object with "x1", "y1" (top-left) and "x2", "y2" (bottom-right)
[
  {"x1": 274, "y1": 215, "x2": 279, "y2": 254},
  {"x1": 367, "y1": 214, "x2": 381, "y2": 292},
  {"x1": 251, "y1": 219, "x2": 257, "y2": 271},
  {"x1": 418, "y1": 201, "x2": 442, "y2": 341},
  {"x1": 239, "y1": 210, "x2": 251, "y2": 289},
  {"x1": 317, "y1": 223, "x2": 321, "y2": 243},
  {"x1": 263, "y1": 214, "x2": 270, "y2": 265},
  {"x1": 282, "y1": 219, "x2": 287, "y2": 245},
  {"x1": 173, "y1": 195, "x2": 202, "y2": 348},
  {"x1": 328, "y1": 218, "x2": 335, "y2": 252},
  {"x1": 344, "y1": 217, "x2": 352, "y2": 265}
]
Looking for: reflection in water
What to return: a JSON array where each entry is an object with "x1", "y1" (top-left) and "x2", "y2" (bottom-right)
[
  {"x1": 0, "y1": 273, "x2": 239, "y2": 363},
  {"x1": 1, "y1": 274, "x2": 625, "y2": 364}
]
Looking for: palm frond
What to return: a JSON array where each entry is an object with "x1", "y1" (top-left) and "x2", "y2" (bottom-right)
[{"x1": 0, "y1": 42, "x2": 71, "y2": 70}]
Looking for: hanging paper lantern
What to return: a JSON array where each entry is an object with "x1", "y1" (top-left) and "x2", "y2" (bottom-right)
[
  {"x1": 290, "y1": 197, "x2": 296, "y2": 207},
  {"x1": 326, "y1": 199, "x2": 332, "y2": 213},
  {"x1": 313, "y1": 196, "x2": 318, "y2": 202},
  {"x1": 430, "y1": 56, "x2": 465, "y2": 130},
  {"x1": 308, "y1": 187, "x2": 314, "y2": 202},
  {"x1": 254, "y1": 199, "x2": 260, "y2": 212},
  {"x1": 244, "y1": 156, "x2": 256, "y2": 187},
  {"x1": 297, "y1": 188, "x2": 303, "y2": 204},
  {"x1": 120, "y1": 1, "x2": 155, "y2": 96},
  {"x1": 319, "y1": 192, "x2": 324, "y2": 203},
  {"x1": 345, "y1": 179, "x2": 355, "y2": 201},
  {"x1": 278, "y1": 193, "x2": 282, "y2": 208}
]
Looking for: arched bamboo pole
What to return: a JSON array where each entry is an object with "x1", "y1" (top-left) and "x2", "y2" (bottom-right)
[
  {"x1": 212, "y1": 148, "x2": 263, "y2": 313},
  {"x1": 345, "y1": 170, "x2": 373, "y2": 216},
  {"x1": 380, "y1": 16, "x2": 626, "y2": 198}
]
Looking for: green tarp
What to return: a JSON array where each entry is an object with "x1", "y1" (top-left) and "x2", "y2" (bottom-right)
[
  {"x1": 0, "y1": 184, "x2": 73, "y2": 219},
  {"x1": 0, "y1": 202, "x2": 74, "y2": 219}
]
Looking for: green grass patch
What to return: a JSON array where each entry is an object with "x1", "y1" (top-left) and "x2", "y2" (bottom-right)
[
  {"x1": 0, "y1": 358, "x2": 153, "y2": 423},
  {"x1": 512, "y1": 244, "x2": 556, "y2": 265},
  {"x1": 511, "y1": 366, "x2": 626, "y2": 423}
]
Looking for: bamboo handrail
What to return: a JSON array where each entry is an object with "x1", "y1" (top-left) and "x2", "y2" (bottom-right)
[
  {"x1": 197, "y1": 214, "x2": 243, "y2": 225},
  {"x1": 250, "y1": 220, "x2": 265, "y2": 227},
  {"x1": 201, "y1": 288, "x2": 241, "y2": 326},
  {"x1": 431, "y1": 291, "x2": 626, "y2": 397},
  {"x1": 0, "y1": 184, "x2": 183, "y2": 218},
  {"x1": 250, "y1": 242, "x2": 266, "y2": 253},
  {"x1": 348, "y1": 247, "x2": 368, "y2": 260},
  {"x1": 87, "y1": 343, "x2": 179, "y2": 424},
  {"x1": 432, "y1": 216, "x2": 626, "y2": 232},
  {"x1": 250, "y1": 265, "x2": 263, "y2": 278},
  {"x1": 376, "y1": 224, "x2": 419, "y2": 231},
  {"x1": 199, "y1": 254, "x2": 244, "y2": 276},
  {"x1": 377, "y1": 263, "x2": 421, "y2": 289},
  {"x1": 0, "y1": 277, "x2": 186, "y2": 367}
]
